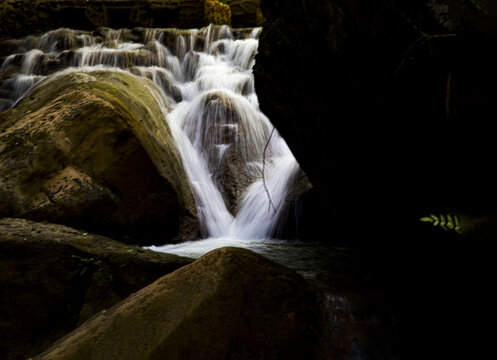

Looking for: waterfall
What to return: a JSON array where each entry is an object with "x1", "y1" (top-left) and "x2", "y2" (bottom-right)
[{"x1": 0, "y1": 25, "x2": 303, "y2": 241}]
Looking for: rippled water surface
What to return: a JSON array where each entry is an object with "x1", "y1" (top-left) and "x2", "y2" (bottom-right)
[{"x1": 147, "y1": 237, "x2": 352, "y2": 281}]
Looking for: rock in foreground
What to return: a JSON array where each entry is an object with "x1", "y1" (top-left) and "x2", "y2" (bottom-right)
[
  {"x1": 0, "y1": 218, "x2": 193, "y2": 360},
  {"x1": 37, "y1": 247, "x2": 319, "y2": 360}
]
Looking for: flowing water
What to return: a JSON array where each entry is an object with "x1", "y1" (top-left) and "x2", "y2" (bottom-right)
[
  {"x1": 0, "y1": 25, "x2": 397, "y2": 359},
  {"x1": 0, "y1": 25, "x2": 304, "y2": 251}
]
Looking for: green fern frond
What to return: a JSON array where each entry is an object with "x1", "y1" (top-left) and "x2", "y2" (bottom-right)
[{"x1": 420, "y1": 213, "x2": 462, "y2": 233}]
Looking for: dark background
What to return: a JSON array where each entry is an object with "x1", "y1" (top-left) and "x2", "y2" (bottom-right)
[{"x1": 254, "y1": 0, "x2": 496, "y2": 358}]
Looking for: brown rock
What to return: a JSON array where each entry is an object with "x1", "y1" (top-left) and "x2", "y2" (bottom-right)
[
  {"x1": 36, "y1": 247, "x2": 318, "y2": 360},
  {"x1": 0, "y1": 69, "x2": 199, "y2": 244},
  {"x1": 0, "y1": 218, "x2": 193, "y2": 360}
]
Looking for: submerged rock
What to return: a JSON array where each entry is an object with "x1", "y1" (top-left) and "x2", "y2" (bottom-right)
[
  {"x1": 36, "y1": 247, "x2": 319, "y2": 360},
  {"x1": 0, "y1": 218, "x2": 193, "y2": 360},
  {"x1": 0, "y1": 69, "x2": 199, "y2": 244}
]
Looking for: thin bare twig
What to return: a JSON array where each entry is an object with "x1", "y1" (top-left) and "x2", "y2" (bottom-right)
[
  {"x1": 446, "y1": 72, "x2": 452, "y2": 123},
  {"x1": 396, "y1": 33, "x2": 457, "y2": 74},
  {"x1": 262, "y1": 126, "x2": 277, "y2": 214}
]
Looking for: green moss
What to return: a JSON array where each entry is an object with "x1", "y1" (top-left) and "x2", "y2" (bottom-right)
[{"x1": 1, "y1": 69, "x2": 197, "y2": 218}]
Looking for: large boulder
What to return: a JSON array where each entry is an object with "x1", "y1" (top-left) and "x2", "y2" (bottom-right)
[
  {"x1": 254, "y1": 0, "x2": 497, "y2": 242},
  {"x1": 0, "y1": 69, "x2": 199, "y2": 244},
  {"x1": 0, "y1": 218, "x2": 193, "y2": 360},
  {"x1": 36, "y1": 247, "x2": 319, "y2": 360},
  {"x1": 254, "y1": 1, "x2": 497, "y2": 358}
]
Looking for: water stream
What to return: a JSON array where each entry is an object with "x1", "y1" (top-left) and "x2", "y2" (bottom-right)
[
  {"x1": 0, "y1": 23, "x2": 341, "y2": 285},
  {"x1": 0, "y1": 25, "x2": 317, "y2": 279},
  {"x1": 0, "y1": 25, "x2": 302, "y2": 244},
  {"x1": 0, "y1": 25, "x2": 397, "y2": 359}
]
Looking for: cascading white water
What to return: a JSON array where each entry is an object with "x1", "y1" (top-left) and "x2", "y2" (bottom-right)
[
  {"x1": 147, "y1": 26, "x2": 301, "y2": 240},
  {"x1": 0, "y1": 25, "x2": 303, "y2": 246}
]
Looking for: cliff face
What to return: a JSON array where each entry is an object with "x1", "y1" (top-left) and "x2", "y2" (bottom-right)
[
  {"x1": 0, "y1": 0, "x2": 261, "y2": 39},
  {"x1": 254, "y1": 2, "x2": 497, "y2": 358},
  {"x1": 254, "y1": 0, "x2": 497, "y2": 243},
  {"x1": 0, "y1": 0, "x2": 205, "y2": 39}
]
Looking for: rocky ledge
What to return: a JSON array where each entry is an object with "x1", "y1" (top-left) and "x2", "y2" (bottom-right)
[{"x1": 0, "y1": 0, "x2": 262, "y2": 39}]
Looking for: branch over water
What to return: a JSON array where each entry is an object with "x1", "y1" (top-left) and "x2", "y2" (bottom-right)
[{"x1": 262, "y1": 126, "x2": 277, "y2": 214}]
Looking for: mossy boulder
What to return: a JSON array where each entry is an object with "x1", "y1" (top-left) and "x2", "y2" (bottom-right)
[
  {"x1": 0, "y1": 69, "x2": 199, "y2": 244},
  {"x1": 36, "y1": 246, "x2": 318, "y2": 360},
  {"x1": 0, "y1": 218, "x2": 194, "y2": 360}
]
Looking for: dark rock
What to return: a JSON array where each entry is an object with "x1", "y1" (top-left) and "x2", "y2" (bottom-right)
[
  {"x1": 0, "y1": 0, "x2": 206, "y2": 40},
  {"x1": 199, "y1": 92, "x2": 255, "y2": 214},
  {"x1": 0, "y1": 218, "x2": 193, "y2": 360},
  {"x1": 254, "y1": 0, "x2": 497, "y2": 243},
  {"x1": 314, "y1": 274, "x2": 398, "y2": 360},
  {"x1": 254, "y1": 0, "x2": 497, "y2": 358},
  {"x1": 36, "y1": 247, "x2": 318, "y2": 360},
  {"x1": 227, "y1": 0, "x2": 260, "y2": 27},
  {"x1": 0, "y1": 69, "x2": 199, "y2": 244},
  {"x1": 217, "y1": 144, "x2": 253, "y2": 214},
  {"x1": 271, "y1": 170, "x2": 314, "y2": 240}
]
